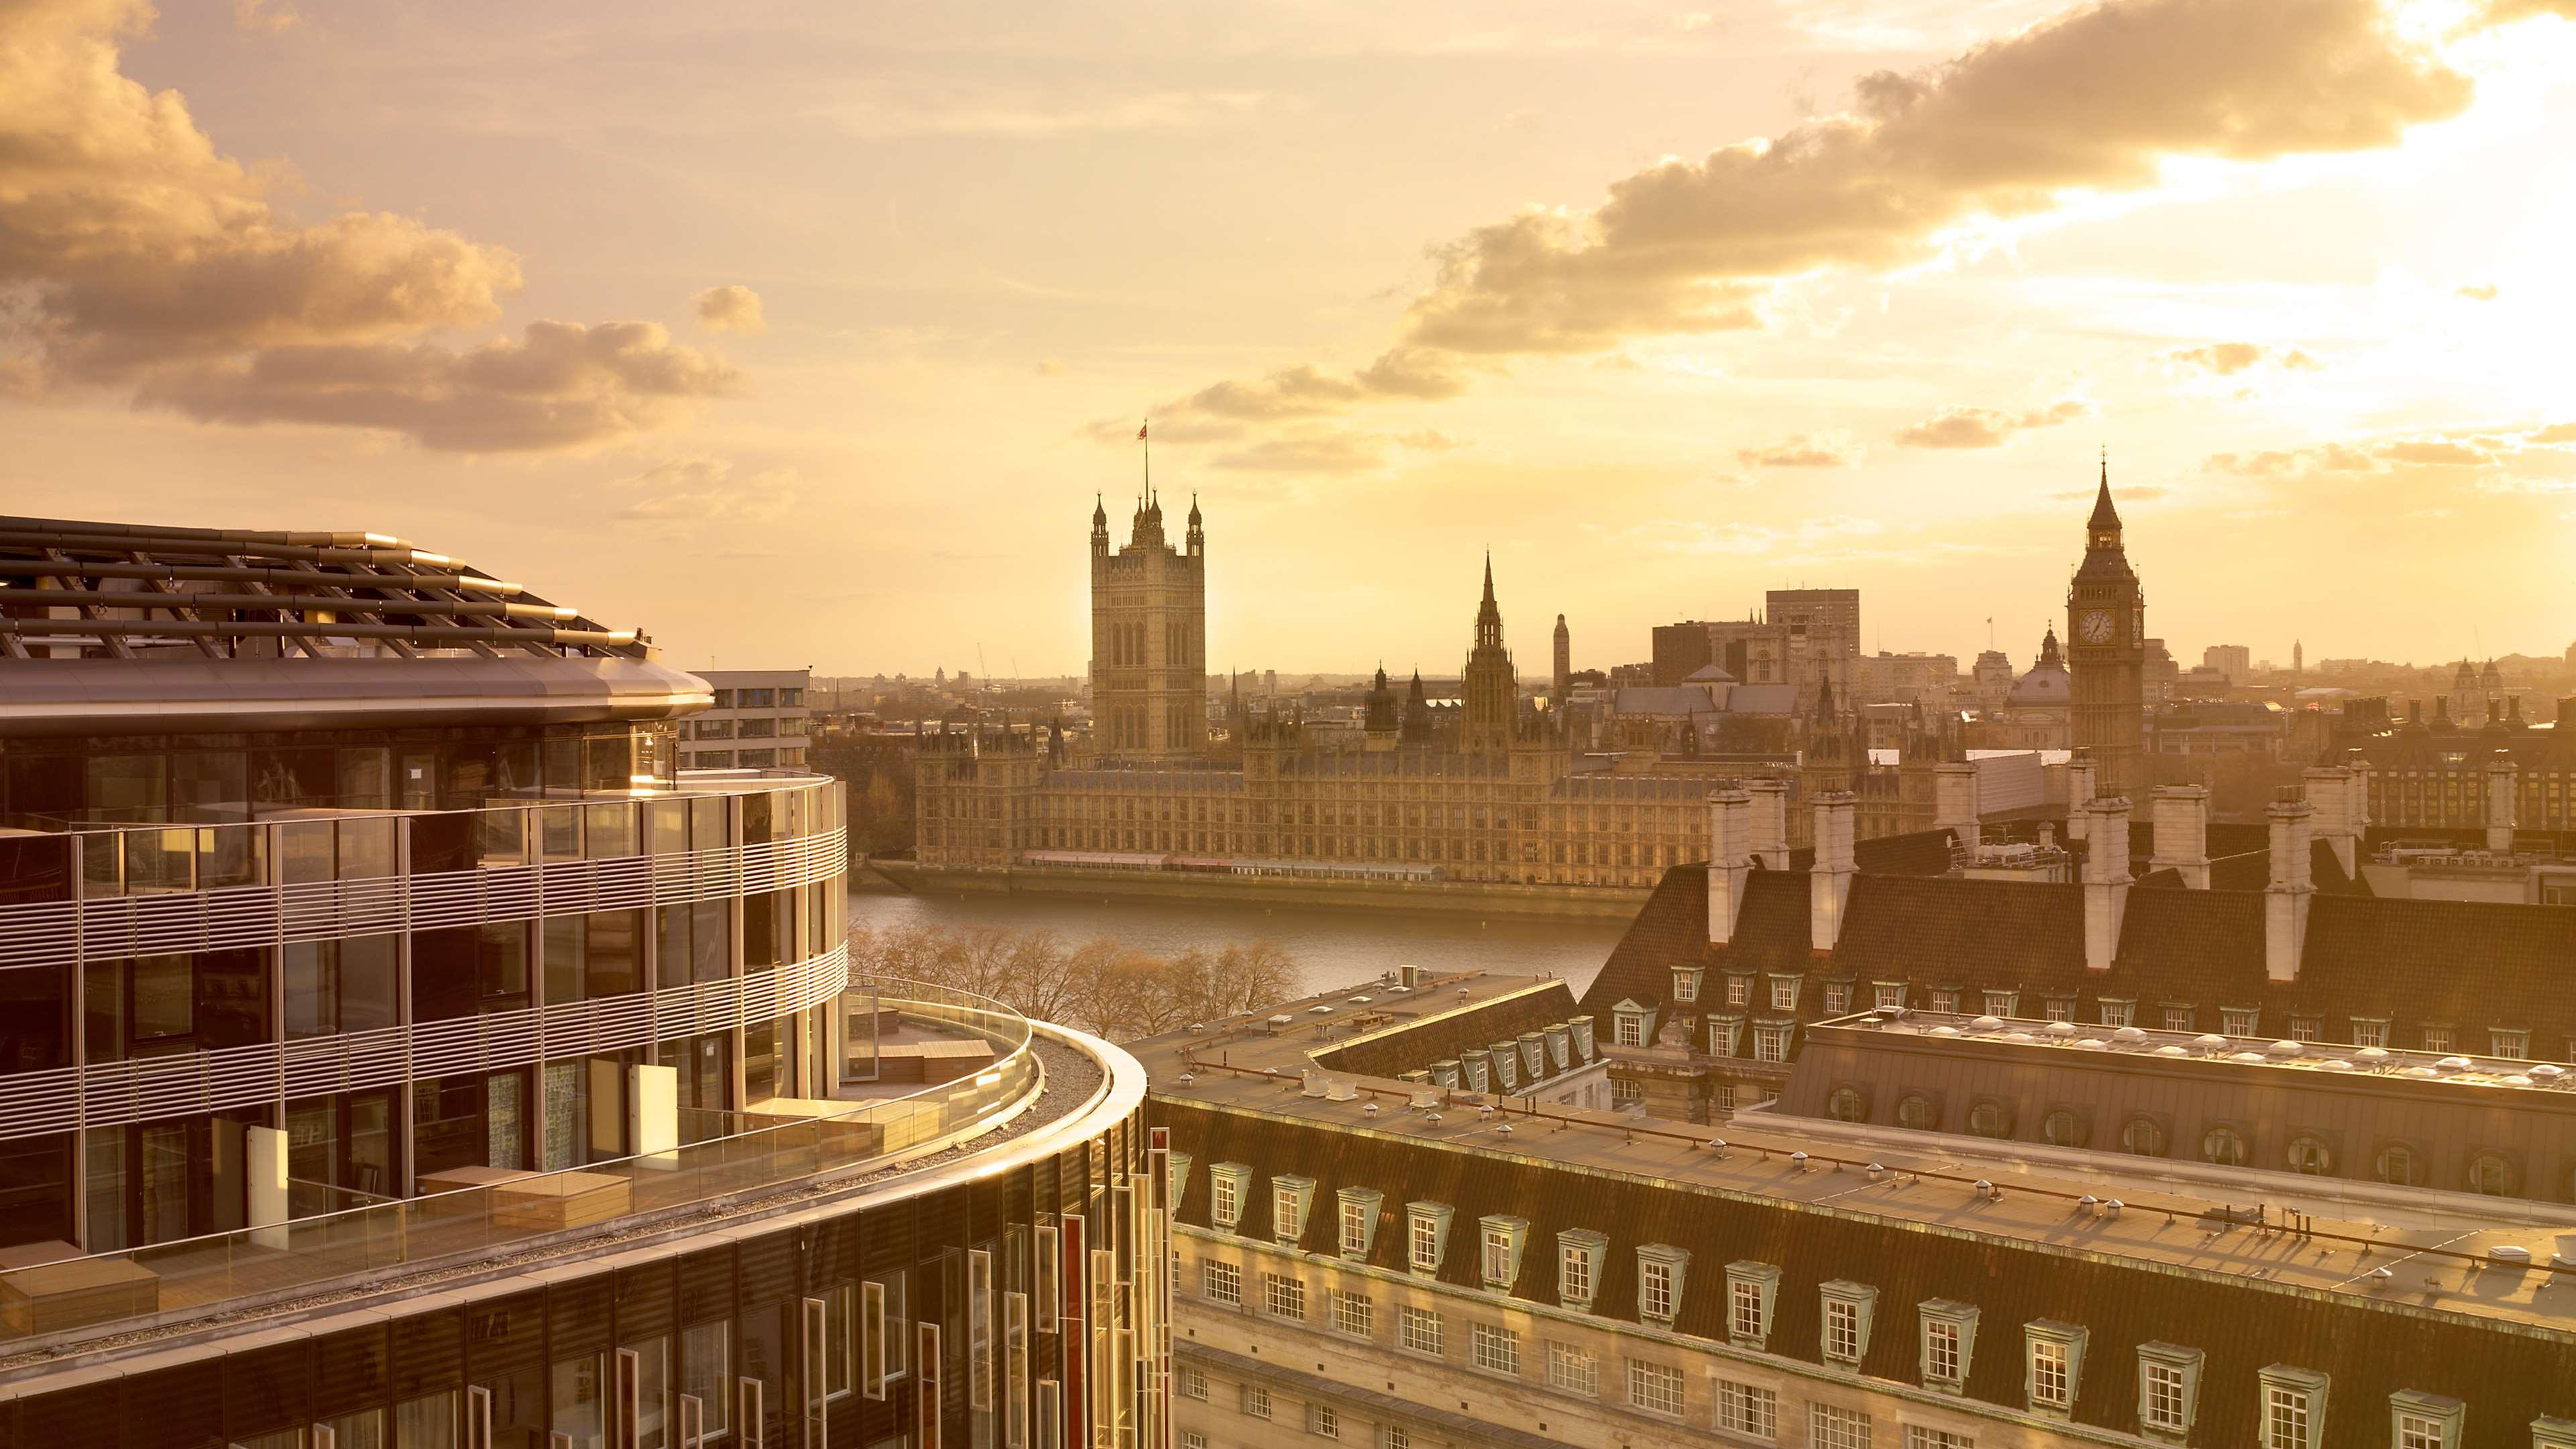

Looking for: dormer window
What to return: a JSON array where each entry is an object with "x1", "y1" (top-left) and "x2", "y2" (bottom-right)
[
  {"x1": 2096, "y1": 999, "x2": 2135, "y2": 1028},
  {"x1": 2222, "y1": 1007, "x2": 2259, "y2": 1037},
  {"x1": 1611, "y1": 1000, "x2": 1656, "y2": 1048},
  {"x1": 2135, "y1": 1342, "x2": 2202, "y2": 1441},
  {"x1": 1478, "y1": 1216, "x2": 1528, "y2": 1291},
  {"x1": 2257, "y1": 1364, "x2": 2328, "y2": 1449},
  {"x1": 1209, "y1": 1163, "x2": 1252, "y2": 1231},
  {"x1": 1556, "y1": 1230, "x2": 1607, "y2": 1311},
  {"x1": 1405, "y1": 1202, "x2": 1454, "y2": 1277},
  {"x1": 1707, "y1": 1015, "x2": 1743, "y2": 1057},
  {"x1": 1918, "y1": 1300, "x2": 1978, "y2": 1394},
  {"x1": 1271, "y1": 1175, "x2": 1316, "y2": 1246},
  {"x1": 1874, "y1": 983, "x2": 1907, "y2": 1011},
  {"x1": 1984, "y1": 989, "x2": 2019, "y2": 1018},
  {"x1": 1670, "y1": 967, "x2": 1702, "y2": 1004},
  {"x1": 1819, "y1": 1282, "x2": 1878, "y2": 1366},
  {"x1": 2493, "y1": 1028, "x2": 2531, "y2": 1059},
  {"x1": 1823, "y1": 982, "x2": 1853, "y2": 1014},
  {"x1": 1724, "y1": 974, "x2": 1751, "y2": 1007},
  {"x1": 2043, "y1": 996, "x2": 2076, "y2": 1023},
  {"x1": 1768, "y1": 975, "x2": 1801, "y2": 1010},
  {"x1": 2025, "y1": 1322, "x2": 2088, "y2": 1418},
  {"x1": 1336, "y1": 1188, "x2": 1383, "y2": 1260},
  {"x1": 1753, "y1": 1022, "x2": 1792, "y2": 1064},
  {"x1": 1725, "y1": 1262, "x2": 1780, "y2": 1350},
  {"x1": 2350, "y1": 1017, "x2": 2390, "y2": 1049},
  {"x1": 1929, "y1": 989, "x2": 1960, "y2": 1014},
  {"x1": 2388, "y1": 1391, "x2": 2463, "y2": 1449},
  {"x1": 2288, "y1": 1015, "x2": 2321, "y2": 1043},
  {"x1": 1636, "y1": 1245, "x2": 1688, "y2": 1328},
  {"x1": 1171, "y1": 1152, "x2": 1195, "y2": 1203}
]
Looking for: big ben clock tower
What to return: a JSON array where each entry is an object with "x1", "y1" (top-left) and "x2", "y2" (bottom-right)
[{"x1": 2067, "y1": 455, "x2": 2145, "y2": 799}]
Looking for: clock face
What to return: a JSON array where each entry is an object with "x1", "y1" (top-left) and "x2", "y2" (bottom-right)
[{"x1": 2079, "y1": 609, "x2": 2116, "y2": 644}]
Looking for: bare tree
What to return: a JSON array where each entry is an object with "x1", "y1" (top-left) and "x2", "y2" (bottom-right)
[{"x1": 847, "y1": 922, "x2": 1301, "y2": 1041}]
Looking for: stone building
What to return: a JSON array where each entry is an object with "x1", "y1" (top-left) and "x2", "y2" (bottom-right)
[
  {"x1": 1090, "y1": 488, "x2": 1206, "y2": 760},
  {"x1": 2067, "y1": 464, "x2": 2147, "y2": 798}
]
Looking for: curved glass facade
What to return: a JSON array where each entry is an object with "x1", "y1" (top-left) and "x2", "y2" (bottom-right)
[{"x1": 0, "y1": 761, "x2": 847, "y2": 1256}]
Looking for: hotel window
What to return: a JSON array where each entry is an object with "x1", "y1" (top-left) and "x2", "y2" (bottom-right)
[
  {"x1": 1337, "y1": 1187, "x2": 1383, "y2": 1260},
  {"x1": 1180, "y1": 1364, "x2": 1208, "y2": 1400},
  {"x1": 1874, "y1": 983, "x2": 1907, "y2": 1010},
  {"x1": 1918, "y1": 1301, "x2": 1977, "y2": 1394},
  {"x1": 1332, "y1": 1291, "x2": 1373, "y2": 1338},
  {"x1": 1480, "y1": 1216, "x2": 1528, "y2": 1290},
  {"x1": 1904, "y1": 1431, "x2": 1973, "y2": 1449},
  {"x1": 2388, "y1": 1391, "x2": 2463, "y2": 1449},
  {"x1": 1727, "y1": 1262, "x2": 1780, "y2": 1348},
  {"x1": 1824, "y1": 983, "x2": 1853, "y2": 1014},
  {"x1": 1470, "y1": 1323, "x2": 1521, "y2": 1375},
  {"x1": 2492, "y1": 1028, "x2": 2531, "y2": 1059},
  {"x1": 2350, "y1": 1018, "x2": 2390, "y2": 1049},
  {"x1": 1820, "y1": 1283, "x2": 1876, "y2": 1366},
  {"x1": 1637, "y1": 1245, "x2": 1686, "y2": 1326},
  {"x1": 1210, "y1": 1163, "x2": 1250, "y2": 1230},
  {"x1": 1398, "y1": 1306, "x2": 1443, "y2": 1356},
  {"x1": 1308, "y1": 1403, "x2": 1340, "y2": 1439},
  {"x1": 2135, "y1": 1343, "x2": 2201, "y2": 1440},
  {"x1": 2025, "y1": 1323, "x2": 2086, "y2": 1417},
  {"x1": 1626, "y1": 1360, "x2": 1684, "y2": 1417},
  {"x1": 1546, "y1": 1342, "x2": 1597, "y2": 1397},
  {"x1": 2097, "y1": 999, "x2": 2135, "y2": 1028},
  {"x1": 1671, "y1": 969, "x2": 1701, "y2": 1003},
  {"x1": 2222, "y1": 1008, "x2": 2259, "y2": 1036},
  {"x1": 1265, "y1": 1273, "x2": 1307, "y2": 1320},
  {"x1": 1754, "y1": 1022, "x2": 1793, "y2": 1063},
  {"x1": 1202, "y1": 1260, "x2": 1241, "y2": 1305},
  {"x1": 1983, "y1": 990, "x2": 2018, "y2": 1018},
  {"x1": 1810, "y1": 1404, "x2": 1874, "y2": 1449},
  {"x1": 2257, "y1": 1365, "x2": 2328, "y2": 1449},
  {"x1": 1770, "y1": 976, "x2": 1801, "y2": 1010},
  {"x1": 1242, "y1": 1384, "x2": 1271, "y2": 1419},
  {"x1": 2161, "y1": 1005, "x2": 2194, "y2": 1032},
  {"x1": 1715, "y1": 1379, "x2": 1778, "y2": 1440},
  {"x1": 1405, "y1": 1201, "x2": 1452, "y2": 1275},
  {"x1": 1557, "y1": 1230, "x2": 1605, "y2": 1310}
]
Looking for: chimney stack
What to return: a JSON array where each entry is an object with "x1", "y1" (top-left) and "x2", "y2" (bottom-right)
[
  {"x1": 1746, "y1": 778, "x2": 1792, "y2": 869},
  {"x1": 2265, "y1": 792, "x2": 2315, "y2": 983},
  {"x1": 1935, "y1": 761, "x2": 1982, "y2": 853},
  {"x1": 2082, "y1": 796, "x2": 2132, "y2": 974},
  {"x1": 2486, "y1": 751, "x2": 2520, "y2": 855},
  {"x1": 1810, "y1": 791, "x2": 1858, "y2": 953},
  {"x1": 2065, "y1": 751, "x2": 2098, "y2": 842},
  {"x1": 1707, "y1": 787, "x2": 1753, "y2": 947},
  {"x1": 2147, "y1": 785, "x2": 2210, "y2": 889},
  {"x1": 2302, "y1": 765, "x2": 2359, "y2": 877}
]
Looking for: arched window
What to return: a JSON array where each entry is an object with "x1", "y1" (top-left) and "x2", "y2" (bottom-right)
[
  {"x1": 2286, "y1": 1134, "x2": 2333, "y2": 1176},
  {"x1": 2119, "y1": 1117, "x2": 2165, "y2": 1157},
  {"x1": 2373, "y1": 1142, "x2": 2425, "y2": 1187},
  {"x1": 2200, "y1": 1125, "x2": 2248, "y2": 1167},
  {"x1": 2466, "y1": 1152, "x2": 2520, "y2": 1197},
  {"x1": 1967, "y1": 1101, "x2": 2012, "y2": 1138},
  {"x1": 2042, "y1": 1110, "x2": 2088, "y2": 1148},
  {"x1": 1897, "y1": 1095, "x2": 1937, "y2": 1132},
  {"x1": 1827, "y1": 1087, "x2": 1866, "y2": 1122}
]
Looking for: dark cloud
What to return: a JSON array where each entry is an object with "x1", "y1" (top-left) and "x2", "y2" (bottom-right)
[
  {"x1": 0, "y1": 0, "x2": 739, "y2": 451},
  {"x1": 1893, "y1": 399, "x2": 2090, "y2": 449},
  {"x1": 1736, "y1": 435, "x2": 1856, "y2": 468},
  {"x1": 138, "y1": 321, "x2": 739, "y2": 453}
]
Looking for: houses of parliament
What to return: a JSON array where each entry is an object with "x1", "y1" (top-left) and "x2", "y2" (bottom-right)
[{"x1": 914, "y1": 477, "x2": 2153, "y2": 890}]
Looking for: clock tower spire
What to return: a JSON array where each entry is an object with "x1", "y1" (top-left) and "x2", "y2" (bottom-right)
[{"x1": 2068, "y1": 451, "x2": 2146, "y2": 801}]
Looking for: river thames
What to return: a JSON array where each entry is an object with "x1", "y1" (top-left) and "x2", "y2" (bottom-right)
[{"x1": 849, "y1": 883, "x2": 1627, "y2": 998}]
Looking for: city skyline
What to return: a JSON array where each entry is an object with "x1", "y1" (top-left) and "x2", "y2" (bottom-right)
[{"x1": 7, "y1": 0, "x2": 2576, "y2": 675}]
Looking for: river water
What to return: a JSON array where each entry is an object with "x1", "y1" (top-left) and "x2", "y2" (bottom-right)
[{"x1": 847, "y1": 885, "x2": 1625, "y2": 999}]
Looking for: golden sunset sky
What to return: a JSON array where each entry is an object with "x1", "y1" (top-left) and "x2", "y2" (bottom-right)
[{"x1": 5, "y1": 0, "x2": 2574, "y2": 678}]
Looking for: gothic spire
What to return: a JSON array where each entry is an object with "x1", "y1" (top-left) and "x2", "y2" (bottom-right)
[{"x1": 2088, "y1": 449, "x2": 2121, "y2": 532}]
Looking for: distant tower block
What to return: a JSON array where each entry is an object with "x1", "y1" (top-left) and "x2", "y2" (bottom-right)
[
  {"x1": 1089, "y1": 490, "x2": 1206, "y2": 760},
  {"x1": 1553, "y1": 614, "x2": 1571, "y2": 700}
]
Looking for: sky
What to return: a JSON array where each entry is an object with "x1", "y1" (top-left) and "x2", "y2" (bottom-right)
[{"x1": 5, "y1": 0, "x2": 2575, "y2": 680}]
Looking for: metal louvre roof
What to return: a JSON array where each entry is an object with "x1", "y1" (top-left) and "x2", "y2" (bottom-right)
[{"x1": 0, "y1": 515, "x2": 649, "y2": 662}]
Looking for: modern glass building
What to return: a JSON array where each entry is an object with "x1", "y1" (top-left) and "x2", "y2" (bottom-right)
[{"x1": 0, "y1": 517, "x2": 1167, "y2": 1449}]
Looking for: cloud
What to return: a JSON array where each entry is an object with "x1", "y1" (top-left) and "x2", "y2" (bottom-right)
[
  {"x1": 694, "y1": 285, "x2": 765, "y2": 334},
  {"x1": 1394, "y1": 428, "x2": 1465, "y2": 451},
  {"x1": 2165, "y1": 342, "x2": 2322, "y2": 376},
  {"x1": 2455, "y1": 282, "x2": 2499, "y2": 301},
  {"x1": 1893, "y1": 398, "x2": 2090, "y2": 449},
  {"x1": 1736, "y1": 434, "x2": 1858, "y2": 468},
  {"x1": 1035, "y1": 358, "x2": 1067, "y2": 376},
  {"x1": 138, "y1": 321, "x2": 739, "y2": 452},
  {"x1": 1210, "y1": 431, "x2": 1390, "y2": 474},
  {"x1": 2528, "y1": 422, "x2": 2576, "y2": 444},
  {"x1": 2206, "y1": 443, "x2": 2377, "y2": 476},
  {"x1": 1394, "y1": 0, "x2": 2470, "y2": 357},
  {"x1": 614, "y1": 457, "x2": 800, "y2": 525},
  {"x1": 0, "y1": 0, "x2": 739, "y2": 451},
  {"x1": 818, "y1": 84, "x2": 1271, "y2": 140},
  {"x1": 1085, "y1": 347, "x2": 1468, "y2": 445},
  {"x1": 232, "y1": 0, "x2": 296, "y2": 32},
  {"x1": 2379, "y1": 438, "x2": 2487, "y2": 466}
]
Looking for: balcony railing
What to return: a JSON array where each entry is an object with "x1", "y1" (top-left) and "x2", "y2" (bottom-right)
[{"x1": 0, "y1": 976, "x2": 1038, "y2": 1354}]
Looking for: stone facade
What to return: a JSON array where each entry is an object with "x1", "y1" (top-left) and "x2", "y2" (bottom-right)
[
  {"x1": 1091, "y1": 490, "x2": 1206, "y2": 760},
  {"x1": 2067, "y1": 464, "x2": 2147, "y2": 798}
]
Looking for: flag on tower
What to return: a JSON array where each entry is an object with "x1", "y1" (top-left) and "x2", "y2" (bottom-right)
[{"x1": 1137, "y1": 421, "x2": 1148, "y2": 441}]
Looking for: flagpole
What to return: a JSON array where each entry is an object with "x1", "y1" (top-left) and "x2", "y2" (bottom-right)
[{"x1": 1143, "y1": 418, "x2": 1150, "y2": 504}]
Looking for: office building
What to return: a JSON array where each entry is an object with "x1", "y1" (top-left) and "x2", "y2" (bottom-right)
[{"x1": 677, "y1": 667, "x2": 812, "y2": 771}]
